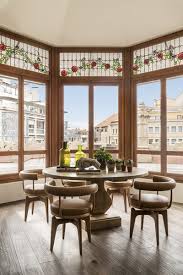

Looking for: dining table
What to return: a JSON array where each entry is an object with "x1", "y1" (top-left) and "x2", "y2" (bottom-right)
[{"x1": 43, "y1": 167, "x2": 148, "y2": 230}]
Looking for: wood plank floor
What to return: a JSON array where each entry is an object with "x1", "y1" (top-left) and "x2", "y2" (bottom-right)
[{"x1": 0, "y1": 195, "x2": 183, "y2": 275}]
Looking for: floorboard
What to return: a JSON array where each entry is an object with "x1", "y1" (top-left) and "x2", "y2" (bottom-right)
[{"x1": 0, "y1": 195, "x2": 183, "y2": 275}]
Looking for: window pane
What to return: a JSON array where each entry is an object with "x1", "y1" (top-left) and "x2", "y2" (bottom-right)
[
  {"x1": 0, "y1": 155, "x2": 18, "y2": 174},
  {"x1": 0, "y1": 75, "x2": 18, "y2": 151},
  {"x1": 64, "y1": 86, "x2": 88, "y2": 150},
  {"x1": 94, "y1": 86, "x2": 118, "y2": 150},
  {"x1": 167, "y1": 76, "x2": 183, "y2": 151},
  {"x1": 137, "y1": 154, "x2": 160, "y2": 172},
  {"x1": 24, "y1": 81, "x2": 46, "y2": 150},
  {"x1": 137, "y1": 81, "x2": 161, "y2": 150},
  {"x1": 24, "y1": 154, "x2": 45, "y2": 170},
  {"x1": 167, "y1": 155, "x2": 183, "y2": 174}
]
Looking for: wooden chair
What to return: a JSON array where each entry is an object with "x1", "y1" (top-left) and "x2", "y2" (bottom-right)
[
  {"x1": 105, "y1": 180, "x2": 133, "y2": 212},
  {"x1": 62, "y1": 180, "x2": 86, "y2": 187},
  {"x1": 130, "y1": 175, "x2": 176, "y2": 245},
  {"x1": 19, "y1": 169, "x2": 49, "y2": 222},
  {"x1": 45, "y1": 180, "x2": 98, "y2": 255}
]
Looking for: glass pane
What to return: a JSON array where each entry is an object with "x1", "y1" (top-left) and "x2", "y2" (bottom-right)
[
  {"x1": 24, "y1": 81, "x2": 46, "y2": 150},
  {"x1": 137, "y1": 154, "x2": 161, "y2": 172},
  {"x1": 0, "y1": 75, "x2": 18, "y2": 151},
  {"x1": 166, "y1": 76, "x2": 183, "y2": 151},
  {"x1": 0, "y1": 155, "x2": 18, "y2": 174},
  {"x1": 24, "y1": 154, "x2": 45, "y2": 170},
  {"x1": 94, "y1": 86, "x2": 118, "y2": 150},
  {"x1": 137, "y1": 81, "x2": 161, "y2": 150},
  {"x1": 64, "y1": 86, "x2": 89, "y2": 150},
  {"x1": 167, "y1": 155, "x2": 183, "y2": 174}
]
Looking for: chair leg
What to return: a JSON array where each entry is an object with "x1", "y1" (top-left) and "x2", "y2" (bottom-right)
[
  {"x1": 24, "y1": 196, "x2": 30, "y2": 222},
  {"x1": 44, "y1": 197, "x2": 49, "y2": 223},
  {"x1": 62, "y1": 223, "x2": 66, "y2": 239},
  {"x1": 84, "y1": 215, "x2": 91, "y2": 243},
  {"x1": 122, "y1": 189, "x2": 127, "y2": 213},
  {"x1": 161, "y1": 210, "x2": 168, "y2": 236},
  {"x1": 127, "y1": 188, "x2": 131, "y2": 207},
  {"x1": 50, "y1": 217, "x2": 59, "y2": 252},
  {"x1": 153, "y1": 212, "x2": 159, "y2": 246},
  {"x1": 32, "y1": 201, "x2": 34, "y2": 215},
  {"x1": 130, "y1": 208, "x2": 137, "y2": 238},
  {"x1": 141, "y1": 215, "x2": 144, "y2": 230},
  {"x1": 111, "y1": 193, "x2": 114, "y2": 204},
  {"x1": 76, "y1": 219, "x2": 82, "y2": 256}
]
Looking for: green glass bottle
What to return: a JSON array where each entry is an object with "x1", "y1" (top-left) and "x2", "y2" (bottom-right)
[
  {"x1": 59, "y1": 141, "x2": 71, "y2": 167},
  {"x1": 75, "y1": 145, "x2": 86, "y2": 164}
]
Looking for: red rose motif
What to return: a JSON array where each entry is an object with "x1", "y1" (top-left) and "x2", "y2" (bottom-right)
[
  {"x1": 157, "y1": 52, "x2": 163, "y2": 60},
  {"x1": 116, "y1": 67, "x2": 123, "y2": 73},
  {"x1": 133, "y1": 64, "x2": 139, "y2": 71},
  {"x1": 177, "y1": 52, "x2": 183, "y2": 60},
  {"x1": 33, "y1": 63, "x2": 40, "y2": 70},
  {"x1": 144, "y1": 59, "x2": 149, "y2": 65},
  {"x1": 61, "y1": 69, "x2": 68, "y2": 77},
  {"x1": 91, "y1": 61, "x2": 97, "y2": 68},
  {"x1": 0, "y1": 43, "x2": 7, "y2": 51},
  {"x1": 71, "y1": 65, "x2": 78, "y2": 73},
  {"x1": 105, "y1": 63, "x2": 110, "y2": 70}
]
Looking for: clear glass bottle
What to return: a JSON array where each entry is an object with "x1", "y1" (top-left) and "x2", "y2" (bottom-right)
[
  {"x1": 75, "y1": 145, "x2": 86, "y2": 164},
  {"x1": 59, "y1": 141, "x2": 71, "y2": 167}
]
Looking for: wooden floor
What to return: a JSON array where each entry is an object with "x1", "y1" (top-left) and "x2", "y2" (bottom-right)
[{"x1": 0, "y1": 195, "x2": 183, "y2": 275}]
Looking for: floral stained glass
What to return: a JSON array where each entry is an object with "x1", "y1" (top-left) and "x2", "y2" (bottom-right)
[
  {"x1": 60, "y1": 52, "x2": 123, "y2": 77},
  {"x1": 0, "y1": 34, "x2": 49, "y2": 74},
  {"x1": 133, "y1": 36, "x2": 183, "y2": 74}
]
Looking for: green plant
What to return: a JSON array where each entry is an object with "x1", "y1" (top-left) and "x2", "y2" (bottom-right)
[
  {"x1": 126, "y1": 159, "x2": 133, "y2": 167},
  {"x1": 107, "y1": 159, "x2": 115, "y2": 164},
  {"x1": 115, "y1": 159, "x2": 122, "y2": 164},
  {"x1": 94, "y1": 147, "x2": 112, "y2": 168}
]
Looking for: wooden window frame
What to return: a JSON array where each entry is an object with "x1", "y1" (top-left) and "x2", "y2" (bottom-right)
[
  {"x1": 133, "y1": 69, "x2": 183, "y2": 180},
  {"x1": 59, "y1": 78, "x2": 124, "y2": 159},
  {"x1": 0, "y1": 70, "x2": 49, "y2": 182}
]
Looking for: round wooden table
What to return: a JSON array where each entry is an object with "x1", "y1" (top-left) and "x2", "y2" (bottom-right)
[{"x1": 43, "y1": 167, "x2": 148, "y2": 230}]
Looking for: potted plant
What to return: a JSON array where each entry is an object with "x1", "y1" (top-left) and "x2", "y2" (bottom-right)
[
  {"x1": 126, "y1": 159, "x2": 133, "y2": 172},
  {"x1": 121, "y1": 159, "x2": 126, "y2": 171},
  {"x1": 107, "y1": 159, "x2": 116, "y2": 172},
  {"x1": 94, "y1": 147, "x2": 112, "y2": 170},
  {"x1": 116, "y1": 159, "x2": 122, "y2": 171}
]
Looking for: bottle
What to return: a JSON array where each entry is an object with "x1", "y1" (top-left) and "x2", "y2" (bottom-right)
[
  {"x1": 59, "y1": 141, "x2": 71, "y2": 167},
  {"x1": 75, "y1": 145, "x2": 86, "y2": 164}
]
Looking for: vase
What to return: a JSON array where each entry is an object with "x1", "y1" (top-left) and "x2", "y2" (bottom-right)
[
  {"x1": 59, "y1": 141, "x2": 71, "y2": 167},
  {"x1": 75, "y1": 145, "x2": 86, "y2": 164},
  {"x1": 116, "y1": 163, "x2": 122, "y2": 171},
  {"x1": 107, "y1": 163, "x2": 115, "y2": 172},
  {"x1": 127, "y1": 166, "x2": 132, "y2": 172},
  {"x1": 121, "y1": 164, "x2": 126, "y2": 172}
]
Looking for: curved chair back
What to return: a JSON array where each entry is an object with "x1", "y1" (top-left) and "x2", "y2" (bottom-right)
[
  {"x1": 134, "y1": 175, "x2": 176, "y2": 208},
  {"x1": 45, "y1": 180, "x2": 98, "y2": 216},
  {"x1": 19, "y1": 169, "x2": 43, "y2": 190}
]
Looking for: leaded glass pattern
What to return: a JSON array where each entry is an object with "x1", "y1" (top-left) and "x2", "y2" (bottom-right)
[
  {"x1": 133, "y1": 36, "x2": 183, "y2": 74},
  {"x1": 60, "y1": 52, "x2": 123, "y2": 77},
  {"x1": 0, "y1": 34, "x2": 49, "y2": 74}
]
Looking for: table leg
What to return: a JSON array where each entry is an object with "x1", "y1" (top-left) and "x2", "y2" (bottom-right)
[{"x1": 85, "y1": 179, "x2": 121, "y2": 230}]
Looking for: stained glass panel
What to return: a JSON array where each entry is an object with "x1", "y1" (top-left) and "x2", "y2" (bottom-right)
[
  {"x1": 0, "y1": 34, "x2": 49, "y2": 74},
  {"x1": 133, "y1": 36, "x2": 183, "y2": 74},
  {"x1": 60, "y1": 52, "x2": 123, "y2": 77}
]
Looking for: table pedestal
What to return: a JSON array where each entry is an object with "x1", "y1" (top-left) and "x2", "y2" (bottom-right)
[{"x1": 84, "y1": 179, "x2": 121, "y2": 230}]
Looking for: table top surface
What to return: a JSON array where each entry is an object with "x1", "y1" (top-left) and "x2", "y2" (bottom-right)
[{"x1": 43, "y1": 167, "x2": 148, "y2": 181}]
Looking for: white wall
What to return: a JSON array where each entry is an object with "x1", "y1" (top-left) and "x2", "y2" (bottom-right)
[{"x1": 0, "y1": 181, "x2": 183, "y2": 204}]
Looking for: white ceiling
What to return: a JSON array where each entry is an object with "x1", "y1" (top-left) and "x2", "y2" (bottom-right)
[{"x1": 0, "y1": 0, "x2": 183, "y2": 47}]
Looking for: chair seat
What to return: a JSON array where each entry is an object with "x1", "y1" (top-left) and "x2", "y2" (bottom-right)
[
  {"x1": 63, "y1": 180, "x2": 86, "y2": 187},
  {"x1": 51, "y1": 198, "x2": 92, "y2": 217},
  {"x1": 105, "y1": 180, "x2": 132, "y2": 189},
  {"x1": 131, "y1": 193, "x2": 169, "y2": 210},
  {"x1": 24, "y1": 183, "x2": 46, "y2": 196}
]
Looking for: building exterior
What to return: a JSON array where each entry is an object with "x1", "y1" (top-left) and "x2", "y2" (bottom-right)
[{"x1": 0, "y1": 78, "x2": 46, "y2": 152}]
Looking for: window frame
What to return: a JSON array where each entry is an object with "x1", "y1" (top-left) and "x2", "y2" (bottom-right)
[
  {"x1": 0, "y1": 71, "x2": 49, "y2": 180},
  {"x1": 60, "y1": 79, "x2": 124, "y2": 159}
]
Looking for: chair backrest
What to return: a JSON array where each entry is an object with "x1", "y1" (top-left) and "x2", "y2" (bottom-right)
[
  {"x1": 45, "y1": 180, "x2": 98, "y2": 197},
  {"x1": 19, "y1": 169, "x2": 43, "y2": 190},
  {"x1": 134, "y1": 175, "x2": 176, "y2": 192}
]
